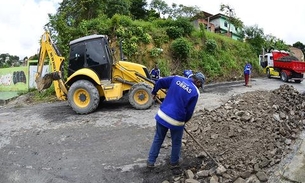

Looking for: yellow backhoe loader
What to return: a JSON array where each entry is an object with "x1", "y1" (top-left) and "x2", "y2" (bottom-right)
[{"x1": 35, "y1": 31, "x2": 165, "y2": 114}]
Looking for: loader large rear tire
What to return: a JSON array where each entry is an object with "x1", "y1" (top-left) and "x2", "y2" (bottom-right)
[
  {"x1": 128, "y1": 83, "x2": 153, "y2": 110},
  {"x1": 68, "y1": 80, "x2": 100, "y2": 114}
]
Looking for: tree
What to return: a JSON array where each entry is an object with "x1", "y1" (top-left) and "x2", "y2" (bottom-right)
[
  {"x1": 190, "y1": 11, "x2": 205, "y2": 21},
  {"x1": 48, "y1": 0, "x2": 130, "y2": 34},
  {"x1": 48, "y1": 0, "x2": 132, "y2": 56},
  {"x1": 104, "y1": 0, "x2": 131, "y2": 18},
  {"x1": 129, "y1": 0, "x2": 148, "y2": 20},
  {"x1": 146, "y1": 8, "x2": 160, "y2": 20},
  {"x1": 0, "y1": 53, "x2": 19, "y2": 67},
  {"x1": 55, "y1": 0, "x2": 104, "y2": 26},
  {"x1": 220, "y1": 4, "x2": 243, "y2": 37},
  {"x1": 293, "y1": 41, "x2": 305, "y2": 55},
  {"x1": 47, "y1": 0, "x2": 106, "y2": 56},
  {"x1": 263, "y1": 34, "x2": 288, "y2": 52},
  {"x1": 244, "y1": 25, "x2": 265, "y2": 55},
  {"x1": 168, "y1": 3, "x2": 200, "y2": 19},
  {"x1": 150, "y1": 0, "x2": 169, "y2": 18}
]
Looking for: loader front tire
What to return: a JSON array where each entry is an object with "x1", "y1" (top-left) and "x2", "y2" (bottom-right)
[
  {"x1": 68, "y1": 80, "x2": 100, "y2": 114},
  {"x1": 128, "y1": 83, "x2": 153, "y2": 110}
]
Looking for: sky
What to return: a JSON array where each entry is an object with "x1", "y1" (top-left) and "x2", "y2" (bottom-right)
[
  {"x1": 0, "y1": 0, "x2": 304, "y2": 60},
  {"x1": 0, "y1": 0, "x2": 61, "y2": 60}
]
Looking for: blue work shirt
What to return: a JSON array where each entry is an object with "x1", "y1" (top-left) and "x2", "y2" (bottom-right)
[
  {"x1": 150, "y1": 69, "x2": 160, "y2": 81},
  {"x1": 152, "y1": 76, "x2": 200, "y2": 130},
  {"x1": 244, "y1": 63, "x2": 252, "y2": 75}
]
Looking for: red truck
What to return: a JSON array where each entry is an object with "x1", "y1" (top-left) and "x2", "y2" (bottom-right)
[{"x1": 259, "y1": 50, "x2": 305, "y2": 83}]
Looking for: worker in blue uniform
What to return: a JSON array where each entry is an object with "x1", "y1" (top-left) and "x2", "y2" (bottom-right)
[
  {"x1": 150, "y1": 64, "x2": 161, "y2": 82},
  {"x1": 147, "y1": 72, "x2": 205, "y2": 169}
]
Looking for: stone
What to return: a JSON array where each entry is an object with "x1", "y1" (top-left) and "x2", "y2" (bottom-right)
[
  {"x1": 216, "y1": 164, "x2": 227, "y2": 175},
  {"x1": 246, "y1": 174, "x2": 260, "y2": 183},
  {"x1": 256, "y1": 171, "x2": 268, "y2": 182},
  {"x1": 185, "y1": 169, "x2": 194, "y2": 179},
  {"x1": 233, "y1": 177, "x2": 246, "y2": 183},
  {"x1": 210, "y1": 176, "x2": 219, "y2": 183},
  {"x1": 196, "y1": 151, "x2": 207, "y2": 158},
  {"x1": 162, "y1": 181, "x2": 170, "y2": 183},
  {"x1": 196, "y1": 170, "x2": 210, "y2": 178},
  {"x1": 185, "y1": 179, "x2": 200, "y2": 183}
]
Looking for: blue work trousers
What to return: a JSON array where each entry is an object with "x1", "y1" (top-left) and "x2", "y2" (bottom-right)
[{"x1": 148, "y1": 121, "x2": 184, "y2": 164}]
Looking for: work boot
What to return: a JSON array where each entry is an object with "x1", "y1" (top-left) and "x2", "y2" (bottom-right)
[
  {"x1": 170, "y1": 162, "x2": 180, "y2": 169},
  {"x1": 170, "y1": 162, "x2": 182, "y2": 175},
  {"x1": 146, "y1": 161, "x2": 155, "y2": 168}
]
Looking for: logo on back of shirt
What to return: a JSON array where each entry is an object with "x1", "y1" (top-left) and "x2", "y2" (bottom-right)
[{"x1": 176, "y1": 80, "x2": 192, "y2": 93}]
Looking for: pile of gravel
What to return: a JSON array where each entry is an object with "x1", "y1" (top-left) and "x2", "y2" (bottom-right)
[{"x1": 177, "y1": 84, "x2": 305, "y2": 183}]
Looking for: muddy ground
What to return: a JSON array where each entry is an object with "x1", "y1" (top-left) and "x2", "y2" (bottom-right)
[{"x1": 0, "y1": 77, "x2": 304, "y2": 183}]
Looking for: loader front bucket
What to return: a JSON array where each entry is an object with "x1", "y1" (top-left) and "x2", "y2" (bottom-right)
[{"x1": 35, "y1": 72, "x2": 61, "y2": 91}]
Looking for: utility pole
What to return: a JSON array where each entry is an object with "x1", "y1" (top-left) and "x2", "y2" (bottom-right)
[{"x1": 207, "y1": 17, "x2": 210, "y2": 31}]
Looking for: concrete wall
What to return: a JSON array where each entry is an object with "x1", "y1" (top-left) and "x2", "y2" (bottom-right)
[
  {"x1": 0, "y1": 60, "x2": 50, "y2": 92},
  {"x1": 0, "y1": 67, "x2": 28, "y2": 92},
  {"x1": 193, "y1": 19, "x2": 216, "y2": 32}
]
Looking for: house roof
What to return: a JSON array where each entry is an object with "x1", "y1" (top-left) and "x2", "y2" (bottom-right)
[
  {"x1": 208, "y1": 13, "x2": 228, "y2": 21},
  {"x1": 194, "y1": 11, "x2": 228, "y2": 21},
  {"x1": 200, "y1": 11, "x2": 213, "y2": 18}
]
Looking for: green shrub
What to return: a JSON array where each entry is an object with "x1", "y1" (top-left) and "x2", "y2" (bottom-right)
[
  {"x1": 156, "y1": 59, "x2": 171, "y2": 76},
  {"x1": 111, "y1": 14, "x2": 132, "y2": 27},
  {"x1": 151, "y1": 28, "x2": 169, "y2": 47},
  {"x1": 130, "y1": 26, "x2": 144, "y2": 36},
  {"x1": 116, "y1": 26, "x2": 128, "y2": 38},
  {"x1": 152, "y1": 19, "x2": 174, "y2": 28},
  {"x1": 171, "y1": 38, "x2": 192, "y2": 61},
  {"x1": 166, "y1": 26, "x2": 183, "y2": 39},
  {"x1": 150, "y1": 47, "x2": 164, "y2": 58},
  {"x1": 205, "y1": 39, "x2": 218, "y2": 53},
  {"x1": 133, "y1": 20, "x2": 153, "y2": 32},
  {"x1": 173, "y1": 17, "x2": 194, "y2": 36},
  {"x1": 140, "y1": 33, "x2": 152, "y2": 44},
  {"x1": 122, "y1": 36, "x2": 139, "y2": 57}
]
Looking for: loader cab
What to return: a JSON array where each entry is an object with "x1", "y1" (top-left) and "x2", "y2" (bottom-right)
[{"x1": 68, "y1": 35, "x2": 113, "y2": 80}]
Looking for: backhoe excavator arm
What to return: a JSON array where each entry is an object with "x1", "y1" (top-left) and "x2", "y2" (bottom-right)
[{"x1": 35, "y1": 32, "x2": 67, "y2": 100}]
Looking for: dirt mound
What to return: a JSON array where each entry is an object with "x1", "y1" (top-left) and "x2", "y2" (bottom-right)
[
  {"x1": 5, "y1": 93, "x2": 36, "y2": 107},
  {"x1": 5, "y1": 92, "x2": 58, "y2": 108},
  {"x1": 182, "y1": 84, "x2": 305, "y2": 182}
]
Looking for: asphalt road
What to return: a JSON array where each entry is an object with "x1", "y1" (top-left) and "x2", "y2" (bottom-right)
[{"x1": 0, "y1": 77, "x2": 304, "y2": 183}]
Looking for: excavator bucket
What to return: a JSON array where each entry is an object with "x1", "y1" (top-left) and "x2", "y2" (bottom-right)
[{"x1": 35, "y1": 72, "x2": 60, "y2": 91}]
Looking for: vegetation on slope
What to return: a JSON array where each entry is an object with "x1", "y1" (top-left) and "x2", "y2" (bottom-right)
[{"x1": 31, "y1": 0, "x2": 298, "y2": 84}]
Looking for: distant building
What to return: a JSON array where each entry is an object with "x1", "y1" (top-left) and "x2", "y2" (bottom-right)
[
  {"x1": 193, "y1": 11, "x2": 215, "y2": 32},
  {"x1": 193, "y1": 11, "x2": 243, "y2": 41}
]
